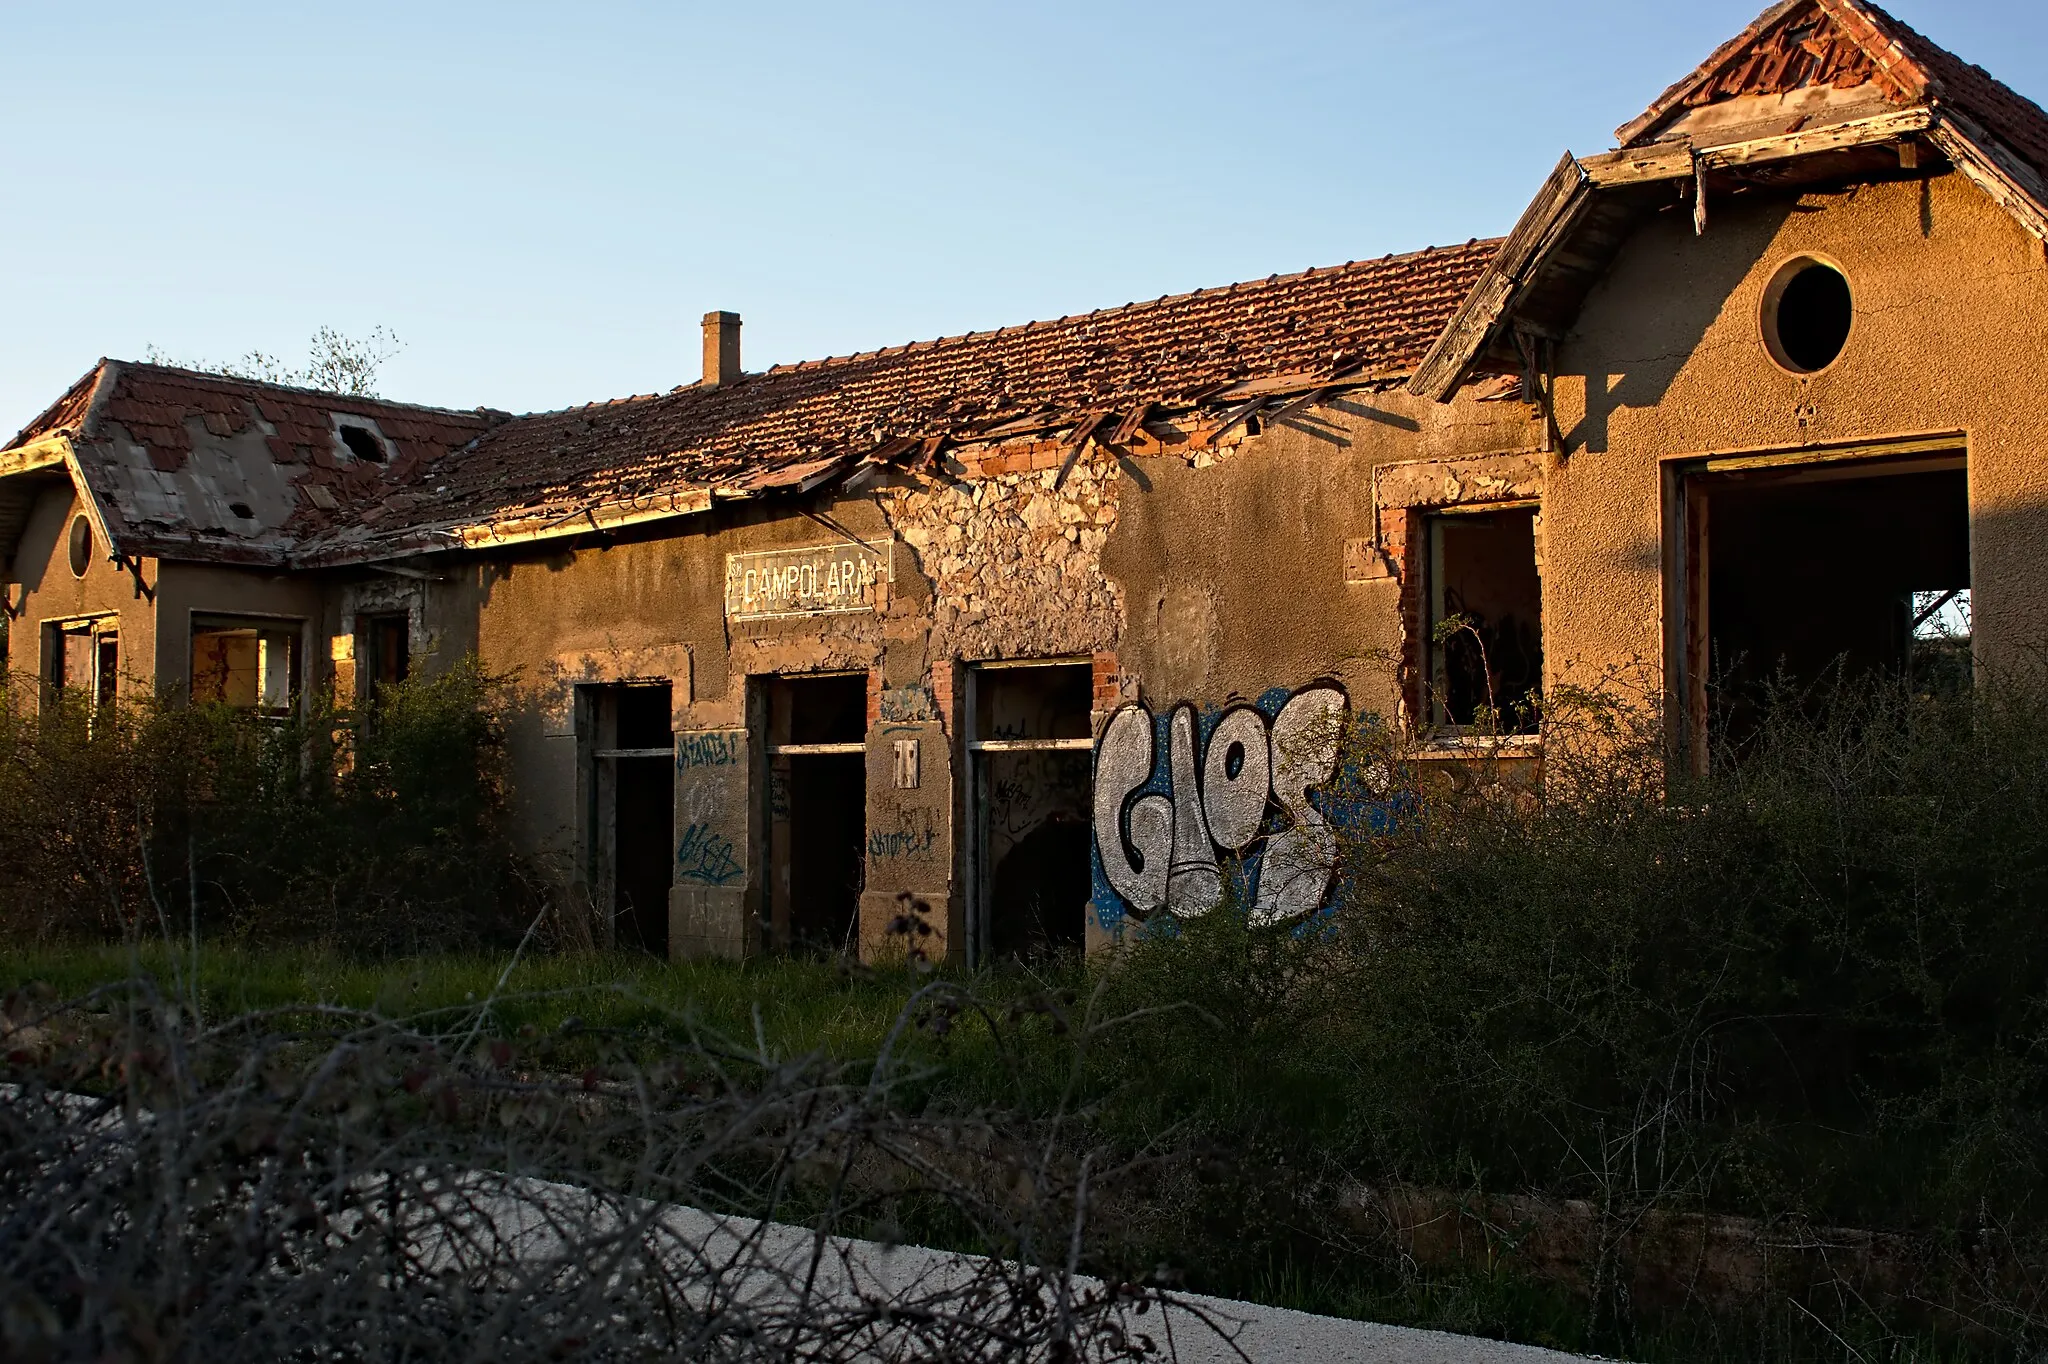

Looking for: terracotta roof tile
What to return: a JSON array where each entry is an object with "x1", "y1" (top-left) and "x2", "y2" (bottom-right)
[
  {"x1": 1620, "y1": 0, "x2": 2048, "y2": 188},
  {"x1": 327, "y1": 240, "x2": 1498, "y2": 556},
  {"x1": 21, "y1": 361, "x2": 502, "y2": 564}
]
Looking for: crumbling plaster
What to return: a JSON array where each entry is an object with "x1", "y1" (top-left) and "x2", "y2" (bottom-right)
[
  {"x1": 1547, "y1": 170, "x2": 2048, "y2": 691},
  {"x1": 1101, "y1": 388, "x2": 1539, "y2": 724},
  {"x1": 877, "y1": 456, "x2": 1123, "y2": 668}
]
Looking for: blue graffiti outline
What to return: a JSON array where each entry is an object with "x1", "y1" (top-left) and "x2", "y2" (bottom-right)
[{"x1": 1090, "y1": 684, "x2": 1392, "y2": 936}]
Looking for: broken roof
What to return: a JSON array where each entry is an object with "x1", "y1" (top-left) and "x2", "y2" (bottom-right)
[
  {"x1": 4, "y1": 361, "x2": 504, "y2": 569},
  {"x1": 1410, "y1": 0, "x2": 2048, "y2": 401},
  {"x1": 306, "y1": 241, "x2": 1498, "y2": 562},
  {"x1": 3, "y1": 243, "x2": 1499, "y2": 569}
]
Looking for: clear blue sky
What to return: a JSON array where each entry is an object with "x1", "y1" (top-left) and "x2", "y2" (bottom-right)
[{"x1": 5, "y1": 2, "x2": 2044, "y2": 435}]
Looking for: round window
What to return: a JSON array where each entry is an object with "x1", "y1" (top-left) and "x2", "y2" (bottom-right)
[
  {"x1": 67, "y1": 514, "x2": 92, "y2": 578},
  {"x1": 1761, "y1": 256, "x2": 1853, "y2": 373}
]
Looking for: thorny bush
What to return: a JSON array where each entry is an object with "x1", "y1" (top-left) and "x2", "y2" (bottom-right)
[
  {"x1": 0, "y1": 659, "x2": 544, "y2": 954},
  {"x1": 0, "y1": 970, "x2": 1238, "y2": 1363}
]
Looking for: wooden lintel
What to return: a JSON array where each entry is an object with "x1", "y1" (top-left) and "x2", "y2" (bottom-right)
[{"x1": 1581, "y1": 107, "x2": 1936, "y2": 189}]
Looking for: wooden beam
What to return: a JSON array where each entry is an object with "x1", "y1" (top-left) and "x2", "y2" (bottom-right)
[
  {"x1": 1210, "y1": 396, "x2": 1267, "y2": 442},
  {"x1": 1263, "y1": 386, "x2": 1333, "y2": 427},
  {"x1": 1928, "y1": 110, "x2": 2048, "y2": 245},
  {"x1": 1108, "y1": 402, "x2": 1154, "y2": 445},
  {"x1": 1410, "y1": 153, "x2": 1592, "y2": 403},
  {"x1": 1582, "y1": 107, "x2": 1935, "y2": 187}
]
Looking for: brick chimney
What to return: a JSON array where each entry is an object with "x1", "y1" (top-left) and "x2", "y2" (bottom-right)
[{"x1": 701, "y1": 311, "x2": 741, "y2": 388}]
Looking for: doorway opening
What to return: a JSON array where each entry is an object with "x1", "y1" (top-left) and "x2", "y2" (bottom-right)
[
  {"x1": 1684, "y1": 453, "x2": 1969, "y2": 755},
  {"x1": 764, "y1": 673, "x2": 867, "y2": 956},
  {"x1": 1424, "y1": 506, "x2": 1542, "y2": 734},
  {"x1": 588, "y1": 682, "x2": 674, "y2": 956},
  {"x1": 966, "y1": 660, "x2": 1094, "y2": 963},
  {"x1": 361, "y1": 612, "x2": 410, "y2": 698}
]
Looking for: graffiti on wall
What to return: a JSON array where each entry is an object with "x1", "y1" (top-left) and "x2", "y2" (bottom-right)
[{"x1": 1091, "y1": 684, "x2": 1348, "y2": 928}]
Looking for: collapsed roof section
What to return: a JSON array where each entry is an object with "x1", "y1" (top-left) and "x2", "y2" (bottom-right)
[
  {"x1": 1, "y1": 246, "x2": 1499, "y2": 571},
  {"x1": 1409, "y1": 0, "x2": 2048, "y2": 402},
  {"x1": 1, "y1": 361, "x2": 504, "y2": 572},
  {"x1": 296, "y1": 241, "x2": 1501, "y2": 564}
]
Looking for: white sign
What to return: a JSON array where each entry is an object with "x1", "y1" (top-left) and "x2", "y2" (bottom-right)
[{"x1": 724, "y1": 540, "x2": 890, "y2": 621}]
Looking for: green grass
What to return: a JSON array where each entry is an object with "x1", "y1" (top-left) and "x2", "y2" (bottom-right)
[
  {"x1": 1, "y1": 940, "x2": 2024, "y2": 1362},
  {"x1": 0, "y1": 940, "x2": 1096, "y2": 1116}
]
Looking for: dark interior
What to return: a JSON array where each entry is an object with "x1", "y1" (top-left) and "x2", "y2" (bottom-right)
[
  {"x1": 1774, "y1": 263, "x2": 1854, "y2": 372},
  {"x1": 609, "y1": 682, "x2": 673, "y2": 957},
  {"x1": 988, "y1": 782, "x2": 1091, "y2": 958},
  {"x1": 975, "y1": 662, "x2": 1093, "y2": 959},
  {"x1": 786, "y1": 754, "x2": 865, "y2": 953},
  {"x1": 615, "y1": 683, "x2": 674, "y2": 748},
  {"x1": 770, "y1": 674, "x2": 868, "y2": 955},
  {"x1": 1431, "y1": 508, "x2": 1543, "y2": 731},
  {"x1": 974, "y1": 664, "x2": 1092, "y2": 741},
  {"x1": 1705, "y1": 464, "x2": 1969, "y2": 732},
  {"x1": 776, "y1": 672, "x2": 867, "y2": 744}
]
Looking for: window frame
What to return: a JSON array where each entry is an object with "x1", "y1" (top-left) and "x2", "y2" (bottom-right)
[
  {"x1": 188, "y1": 610, "x2": 308, "y2": 717},
  {"x1": 1420, "y1": 500, "x2": 1544, "y2": 742}
]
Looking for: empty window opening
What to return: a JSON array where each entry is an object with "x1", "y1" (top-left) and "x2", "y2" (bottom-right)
[
  {"x1": 586, "y1": 681, "x2": 675, "y2": 957},
  {"x1": 764, "y1": 673, "x2": 867, "y2": 957},
  {"x1": 1693, "y1": 460, "x2": 1969, "y2": 746},
  {"x1": 191, "y1": 616, "x2": 300, "y2": 714},
  {"x1": 46, "y1": 617, "x2": 118, "y2": 714},
  {"x1": 338, "y1": 424, "x2": 387, "y2": 463},
  {"x1": 66, "y1": 515, "x2": 92, "y2": 578},
  {"x1": 968, "y1": 661, "x2": 1093, "y2": 963},
  {"x1": 1426, "y1": 508, "x2": 1542, "y2": 734},
  {"x1": 361, "y1": 613, "x2": 410, "y2": 696},
  {"x1": 1763, "y1": 257, "x2": 1853, "y2": 374}
]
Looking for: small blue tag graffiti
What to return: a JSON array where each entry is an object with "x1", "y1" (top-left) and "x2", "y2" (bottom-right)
[
  {"x1": 1090, "y1": 683, "x2": 1363, "y2": 934},
  {"x1": 676, "y1": 731, "x2": 744, "y2": 769},
  {"x1": 867, "y1": 814, "x2": 937, "y2": 861},
  {"x1": 676, "y1": 822, "x2": 743, "y2": 885}
]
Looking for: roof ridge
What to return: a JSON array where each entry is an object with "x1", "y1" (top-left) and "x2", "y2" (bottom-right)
[
  {"x1": 110, "y1": 359, "x2": 504, "y2": 420},
  {"x1": 759, "y1": 239, "x2": 1501, "y2": 380},
  {"x1": 1614, "y1": 0, "x2": 1929, "y2": 148},
  {"x1": 5, "y1": 359, "x2": 108, "y2": 450}
]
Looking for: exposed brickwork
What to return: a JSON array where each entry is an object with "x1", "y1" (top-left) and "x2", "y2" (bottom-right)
[
  {"x1": 929, "y1": 659, "x2": 958, "y2": 737},
  {"x1": 1089, "y1": 651, "x2": 1128, "y2": 722}
]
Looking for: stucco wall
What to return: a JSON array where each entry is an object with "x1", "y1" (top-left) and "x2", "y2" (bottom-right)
[
  {"x1": 1547, "y1": 170, "x2": 2048, "y2": 692},
  {"x1": 12, "y1": 484, "x2": 157, "y2": 699},
  {"x1": 152, "y1": 561, "x2": 327, "y2": 701},
  {"x1": 1103, "y1": 390, "x2": 1537, "y2": 724}
]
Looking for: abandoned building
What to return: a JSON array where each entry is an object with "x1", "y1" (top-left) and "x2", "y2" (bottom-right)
[{"x1": 5, "y1": 0, "x2": 2045, "y2": 961}]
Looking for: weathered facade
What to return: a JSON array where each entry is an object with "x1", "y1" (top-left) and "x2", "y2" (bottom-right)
[{"x1": 7, "y1": 0, "x2": 2047, "y2": 963}]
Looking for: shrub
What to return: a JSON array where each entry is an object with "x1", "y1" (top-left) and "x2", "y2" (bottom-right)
[
  {"x1": 1085, "y1": 667, "x2": 2048, "y2": 1349},
  {"x1": 0, "y1": 659, "x2": 543, "y2": 954}
]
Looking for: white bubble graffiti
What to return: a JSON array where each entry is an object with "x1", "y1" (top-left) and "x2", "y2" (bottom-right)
[{"x1": 1092, "y1": 684, "x2": 1348, "y2": 924}]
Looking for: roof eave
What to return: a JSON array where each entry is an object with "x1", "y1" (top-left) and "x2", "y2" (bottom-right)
[{"x1": 1410, "y1": 106, "x2": 1957, "y2": 404}]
